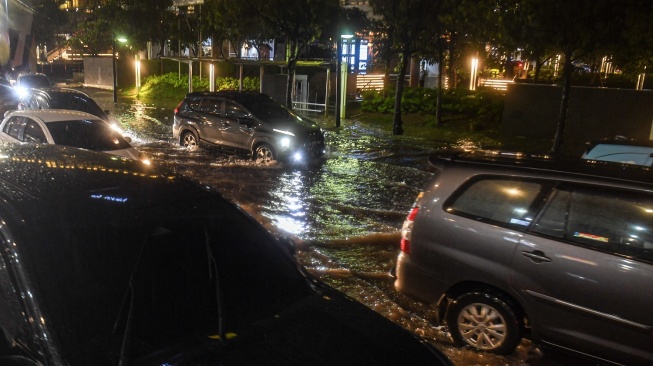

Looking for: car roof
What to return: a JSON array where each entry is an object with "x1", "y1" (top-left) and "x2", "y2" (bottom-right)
[
  {"x1": 185, "y1": 90, "x2": 272, "y2": 103},
  {"x1": 429, "y1": 149, "x2": 653, "y2": 186},
  {"x1": 5, "y1": 109, "x2": 101, "y2": 123},
  {"x1": 0, "y1": 144, "x2": 200, "y2": 213},
  {"x1": 24, "y1": 87, "x2": 91, "y2": 99}
]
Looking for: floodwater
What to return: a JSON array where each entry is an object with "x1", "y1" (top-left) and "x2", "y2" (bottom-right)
[{"x1": 92, "y1": 91, "x2": 597, "y2": 366}]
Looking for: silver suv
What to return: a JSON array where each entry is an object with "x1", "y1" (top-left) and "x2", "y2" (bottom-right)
[
  {"x1": 394, "y1": 150, "x2": 653, "y2": 365},
  {"x1": 173, "y1": 91, "x2": 325, "y2": 163}
]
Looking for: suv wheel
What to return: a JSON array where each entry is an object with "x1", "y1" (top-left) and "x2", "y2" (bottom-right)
[
  {"x1": 181, "y1": 131, "x2": 198, "y2": 148},
  {"x1": 446, "y1": 292, "x2": 522, "y2": 355},
  {"x1": 254, "y1": 143, "x2": 275, "y2": 163}
]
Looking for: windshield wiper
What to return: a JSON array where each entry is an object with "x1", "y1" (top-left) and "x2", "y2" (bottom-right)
[
  {"x1": 204, "y1": 225, "x2": 225, "y2": 342},
  {"x1": 113, "y1": 233, "x2": 149, "y2": 366}
]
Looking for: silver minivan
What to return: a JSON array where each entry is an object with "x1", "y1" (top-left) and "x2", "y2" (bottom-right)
[{"x1": 394, "y1": 150, "x2": 653, "y2": 365}]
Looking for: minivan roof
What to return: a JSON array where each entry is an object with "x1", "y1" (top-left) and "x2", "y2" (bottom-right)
[{"x1": 429, "y1": 149, "x2": 653, "y2": 185}]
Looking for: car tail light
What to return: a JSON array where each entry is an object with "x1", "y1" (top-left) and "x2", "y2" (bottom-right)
[
  {"x1": 173, "y1": 101, "x2": 183, "y2": 114},
  {"x1": 400, "y1": 206, "x2": 419, "y2": 255}
]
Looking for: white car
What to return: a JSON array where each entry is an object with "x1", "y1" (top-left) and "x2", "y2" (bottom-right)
[
  {"x1": 0, "y1": 109, "x2": 149, "y2": 163},
  {"x1": 581, "y1": 138, "x2": 653, "y2": 167}
]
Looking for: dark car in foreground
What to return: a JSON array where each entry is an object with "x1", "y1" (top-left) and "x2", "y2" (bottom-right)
[
  {"x1": 0, "y1": 145, "x2": 451, "y2": 366},
  {"x1": 393, "y1": 150, "x2": 652, "y2": 365},
  {"x1": 173, "y1": 91, "x2": 325, "y2": 163}
]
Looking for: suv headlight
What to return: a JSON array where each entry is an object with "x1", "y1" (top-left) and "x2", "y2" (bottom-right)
[{"x1": 281, "y1": 137, "x2": 291, "y2": 148}]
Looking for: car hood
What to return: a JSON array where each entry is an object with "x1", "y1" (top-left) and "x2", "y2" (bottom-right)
[
  {"x1": 136, "y1": 290, "x2": 451, "y2": 366},
  {"x1": 261, "y1": 117, "x2": 322, "y2": 137},
  {"x1": 104, "y1": 146, "x2": 142, "y2": 161}
]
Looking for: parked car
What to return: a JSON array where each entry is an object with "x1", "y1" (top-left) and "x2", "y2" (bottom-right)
[
  {"x1": 582, "y1": 137, "x2": 653, "y2": 166},
  {"x1": 173, "y1": 91, "x2": 326, "y2": 163},
  {"x1": 17, "y1": 87, "x2": 122, "y2": 132},
  {"x1": 0, "y1": 84, "x2": 18, "y2": 116},
  {"x1": 15, "y1": 72, "x2": 52, "y2": 89},
  {"x1": 0, "y1": 109, "x2": 148, "y2": 163},
  {"x1": 0, "y1": 144, "x2": 453, "y2": 366},
  {"x1": 14, "y1": 73, "x2": 53, "y2": 98},
  {"x1": 393, "y1": 149, "x2": 653, "y2": 365}
]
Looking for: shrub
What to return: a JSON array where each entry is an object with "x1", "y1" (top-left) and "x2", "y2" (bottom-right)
[
  {"x1": 361, "y1": 87, "x2": 505, "y2": 123},
  {"x1": 137, "y1": 72, "x2": 260, "y2": 100}
]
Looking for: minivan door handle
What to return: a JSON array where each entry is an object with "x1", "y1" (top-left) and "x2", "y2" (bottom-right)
[{"x1": 521, "y1": 250, "x2": 551, "y2": 263}]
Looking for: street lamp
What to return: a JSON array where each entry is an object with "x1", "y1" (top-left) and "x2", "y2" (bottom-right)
[
  {"x1": 112, "y1": 37, "x2": 127, "y2": 103},
  {"x1": 335, "y1": 32, "x2": 353, "y2": 128}
]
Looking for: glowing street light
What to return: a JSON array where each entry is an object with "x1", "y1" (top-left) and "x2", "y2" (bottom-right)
[{"x1": 113, "y1": 37, "x2": 127, "y2": 103}]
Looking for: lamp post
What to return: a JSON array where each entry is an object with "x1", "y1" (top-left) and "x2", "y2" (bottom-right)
[
  {"x1": 335, "y1": 33, "x2": 353, "y2": 128},
  {"x1": 112, "y1": 37, "x2": 127, "y2": 103}
]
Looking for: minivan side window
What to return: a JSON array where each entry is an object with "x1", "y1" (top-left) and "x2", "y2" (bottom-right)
[
  {"x1": 446, "y1": 178, "x2": 544, "y2": 228},
  {"x1": 533, "y1": 186, "x2": 653, "y2": 263}
]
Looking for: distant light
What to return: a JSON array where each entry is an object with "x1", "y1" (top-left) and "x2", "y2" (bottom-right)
[
  {"x1": 341, "y1": 34, "x2": 354, "y2": 39},
  {"x1": 292, "y1": 152, "x2": 303, "y2": 161}
]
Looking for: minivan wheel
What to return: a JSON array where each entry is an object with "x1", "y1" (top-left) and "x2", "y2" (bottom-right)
[
  {"x1": 181, "y1": 131, "x2": 198, "y2": 148},
  {"x1": 254, "y1": 143, "x2": 275, "y2": 163},
  {"x1": 446, "y1": 292, "x2": 522, "y2": 355}
]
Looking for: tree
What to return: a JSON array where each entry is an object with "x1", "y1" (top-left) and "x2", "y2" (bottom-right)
[
  {"x1": 201, "y1": 0, "x2": 272, "y2": 59},
  {"x1": 258, "y1": 0, "x2": 339, "y2": 109},
  {"x1": 67, "y1": 19, "x2": 112, "y2": 56},
  {"x1": 370, "y1": 0, "x2": 441, "y2": 135}
]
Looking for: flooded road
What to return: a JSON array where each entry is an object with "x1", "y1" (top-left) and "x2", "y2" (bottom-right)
[{"x1": 89, "y1": 89, "x2": 598, "y2": 366}]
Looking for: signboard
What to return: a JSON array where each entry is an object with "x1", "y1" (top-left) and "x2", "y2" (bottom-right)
[{"x1": 173, "y1": 0, "x2": 204, "y2": 5}]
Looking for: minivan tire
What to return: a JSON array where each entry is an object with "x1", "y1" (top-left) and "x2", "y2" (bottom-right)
[
  {"x1": 181, "y1": 130, "x2": 198, "y2": 148},
  {"x1": 254, "y1": 143, "x2": 275, "y2": 163},
  {"x1": 446, "y1": 292, "x2": 522, "y2": 355}
]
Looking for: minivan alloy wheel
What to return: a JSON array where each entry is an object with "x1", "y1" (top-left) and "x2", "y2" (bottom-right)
[{"x1": 446, "y1": 292, "x2": 522, "y2": 355}]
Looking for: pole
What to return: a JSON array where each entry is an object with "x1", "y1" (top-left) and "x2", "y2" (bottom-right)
[
  {"x1": 335, "y1": 38, "x2": 342, "y2": 127},
  {"x1": 112, "y1": 38, "x2": 117, "y2": 103}
]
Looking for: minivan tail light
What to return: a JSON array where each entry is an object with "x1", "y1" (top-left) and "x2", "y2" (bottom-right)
[
  {"x1": 400, "y1": 206, "x2": 419, "y2": 254},
  {"x1": 174, "y1": 101, "x2": 183, "y2": 114}
]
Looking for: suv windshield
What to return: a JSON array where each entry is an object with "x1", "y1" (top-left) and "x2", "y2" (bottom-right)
[
  {"x1": 21, "y1": 193, "x2": 310, "y2": 365},
  {"x1": 46, "y1": 119, "x2": 131, "y2": 151}
]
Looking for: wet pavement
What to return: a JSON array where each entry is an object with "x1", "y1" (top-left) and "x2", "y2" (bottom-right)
[{"x1": 76, "y1": 86, "x2": 603, "y2": 366}]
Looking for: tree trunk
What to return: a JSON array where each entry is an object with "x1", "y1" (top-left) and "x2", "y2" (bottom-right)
[
  {"x1": 435, "y1": 38, "x2": 444, "y2": 126},
  {"x1": 392, "y1": 51, "x2": 409, "y2": 135},
  {"x1": 551, "y1": 50, "x2": 573, "y2": 155},
  {"x1": 285, "y1": 40, "x2": 298, "y2": 110}
]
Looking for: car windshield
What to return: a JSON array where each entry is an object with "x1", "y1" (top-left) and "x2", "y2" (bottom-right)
[
  {"x1": 49, "y1": 93, "x2": 108, "y2": 120},
  {"x1": 46, "y1": 119, "x2": 132, "y2": 151},
  {"x1": 21, "y1": 192, "x2": 310, "y2": 365}
]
